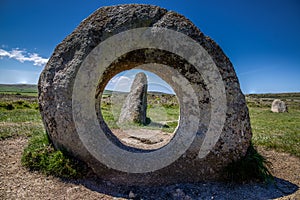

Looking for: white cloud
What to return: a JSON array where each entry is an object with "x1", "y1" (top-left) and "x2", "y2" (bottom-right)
[
  {"x1": 148, "y1": 82, "x2": 175, "y2": 94},
  {"x1": 106, "y1": 75, "x2": 133, "y2": 92},
  {"x1": 0, "y1": 49, "x2": 10, "y2": 57},
  {"x1": 0, "y1": 48, "x2": 48, "y2": 66}
]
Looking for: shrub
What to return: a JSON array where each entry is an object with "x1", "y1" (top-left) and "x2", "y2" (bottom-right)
[{"x1": 6, "y1": 103, "x2": 14, "y2": 110}]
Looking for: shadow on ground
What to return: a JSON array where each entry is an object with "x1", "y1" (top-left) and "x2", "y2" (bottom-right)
[{"x1": 66, "y1": 176, "x2": 298, "y2": 200}]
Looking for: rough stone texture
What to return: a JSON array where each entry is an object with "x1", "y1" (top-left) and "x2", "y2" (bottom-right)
[
  {"x1": 118, "y1": 72, "x2": 148, "y2": 125},
  {"x1": 38, "y1": 4, "x2": 252, "y2": 185},
  {"x1": 271, "y1": 99, "x2": 288, "y2": 113}
]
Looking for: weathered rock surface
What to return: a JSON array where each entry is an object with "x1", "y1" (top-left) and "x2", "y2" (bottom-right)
[
  {"x1": 271, "y1": 99, "x2": 288, "y2": 113},
  {"x1": 38, "y1": 4, "x2": 252, "y2": 185},
  {"x1": 118, "y1": 72, "x2": 148, "y2": 125}
]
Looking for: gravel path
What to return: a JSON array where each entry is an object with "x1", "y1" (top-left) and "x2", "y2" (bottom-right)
[{"x1": 0, "y1": 137, "x2": 299, "y2": 200}]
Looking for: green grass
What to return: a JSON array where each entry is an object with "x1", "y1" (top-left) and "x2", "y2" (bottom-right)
[
  {"x1": 147, "y1": 104, "x2": 179, "y2": 122},
  {"x1": 0, "y1": 109, "x2": 41, "y2": 122},
  {"x1": 101, "y1": 96, "x2": 179, "y2": 132},
  {"x1": 0, "y1": 122, "x2": 44, "y2": 140},
  {"x1": 0, "y1": 96, "x2": 86, "y2": 178},
  {"x1": 1, "y1": 92, "x2": 299, "y2": 182},
  {"x1": 0, "y1": 84, "x2": 38, "y2": 97},
  {"x1": 100, "y1": 102, "x2": 119, "y2": 129},
  {"x1": 0, "y1": 99, "x2": 39, "y2": 110},
  {"x1": 250, "y1": 107, "x2": 300, "y2": 157},
  {"x1": 0, "y1": 99, "x2": 41, "y2": 140},
  {"x1": 21, "y1": 129, "x2": 87, "y2": 178},
  {"x1": 224, "y1": 143, "x2": 273, "y2": 183},
  {"x1": 0, "y1": 84, "x2": 37, "y2": 93},
  {"x1": 0, "y1": 91, "x2": 38, "y2": 96},
  {"x1": 247, "y1": 92, "x2": 300, "y2": 100}
]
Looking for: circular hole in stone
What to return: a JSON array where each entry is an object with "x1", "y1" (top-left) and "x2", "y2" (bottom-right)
[{"x1": 101, "y1": 68, "x2": 180, "y2": 150}]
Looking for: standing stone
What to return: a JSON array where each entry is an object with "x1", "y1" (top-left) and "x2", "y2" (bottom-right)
[
  {"x1": 38, "y1": 4, "x2": 253, "y2": 185},
  {"x1": 271, "y1": 99, "x2": 288, "y2": 113},
  {"x1": 118, "y1": 72, "x2": 148, "y2": 125}
]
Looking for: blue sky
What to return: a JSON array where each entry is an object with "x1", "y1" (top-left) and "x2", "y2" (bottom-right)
[{"x1": 0, "y1": 0, "x2": 299, "y2": 94}]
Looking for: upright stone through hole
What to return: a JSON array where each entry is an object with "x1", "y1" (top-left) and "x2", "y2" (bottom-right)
[
  {"x1": 101, "y1": 69, "x2": 180, "y2": 150},
  {"x1": 118, "y1": 72, "x2": 148, "y2": 125}
]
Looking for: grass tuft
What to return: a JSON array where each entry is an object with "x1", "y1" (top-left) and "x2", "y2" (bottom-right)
[
  {"x1": 21, "y1": 130, "x2": 87, "y2": 179},
  {"x1": 224, "y1": 143, "x2": 273, "y2": 183}
]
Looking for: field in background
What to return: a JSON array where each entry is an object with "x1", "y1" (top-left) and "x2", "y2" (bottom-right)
[
  {"x1": 101, "y1": 91, "x2": 179, "y2": 133},
  {"x1": 0, "y1": 84, "x2": 37, "y2": 96},
  {"x1": 0, "y1": 84, "x2": 299, "y2": 158},
  {"x1": 246, "y1": 93, "x2": 300, "y2": 157}
]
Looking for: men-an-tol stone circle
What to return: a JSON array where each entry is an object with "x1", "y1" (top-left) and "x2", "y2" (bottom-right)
[
  {"x1": 38, "y1": 4, "x2": 252, "y2": 185},
  {"x1": 118, "y1": 72, "x2": 148, "y2": 125},
  {"x1": 271, "y1": 99, "x2": 288, "y2": 113}
]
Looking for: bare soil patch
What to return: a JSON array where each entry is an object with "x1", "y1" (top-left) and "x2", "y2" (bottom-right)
[{"x1": 0, "y1": 137, "x2": 299, "y2": 200}]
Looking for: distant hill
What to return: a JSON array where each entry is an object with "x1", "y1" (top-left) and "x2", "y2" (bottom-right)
[
  {"x1": 0, "y1": 84, "x2": 37, "y2": 93},
  {"x1": 246, "y1": 92, "x2": 300, "y2": 100},
  {"x1": 0, "y1": 85, "x2": 173, "y2": 96},
  {"x1": 1, "y1": 84, "x2": 298, "y2": 100}
]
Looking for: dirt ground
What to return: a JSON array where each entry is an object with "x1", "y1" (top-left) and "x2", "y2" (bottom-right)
[{"x1": 0, "y1": 137, "x2": 299, "y2": 200}]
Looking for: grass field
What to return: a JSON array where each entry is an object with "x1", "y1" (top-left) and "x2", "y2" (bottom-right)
[
  {"x1": 0, "y1": 84, "x2": 38, "y2": 96},
  {"x1": 0, "y1": 98, "x2": 41, "y2": 140},
  {"x1": 247, "y1": 93, "x2": 300, "y2": 157},
  {"x1": 101, "y1": 93, "x2": 179, "y2": 133},
  {"x1": 0, "y1": 85, "x2": 299, "y2": 180},
  {"x1": 0, "y1": 88, "x2": 299, "y2": 156}
]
